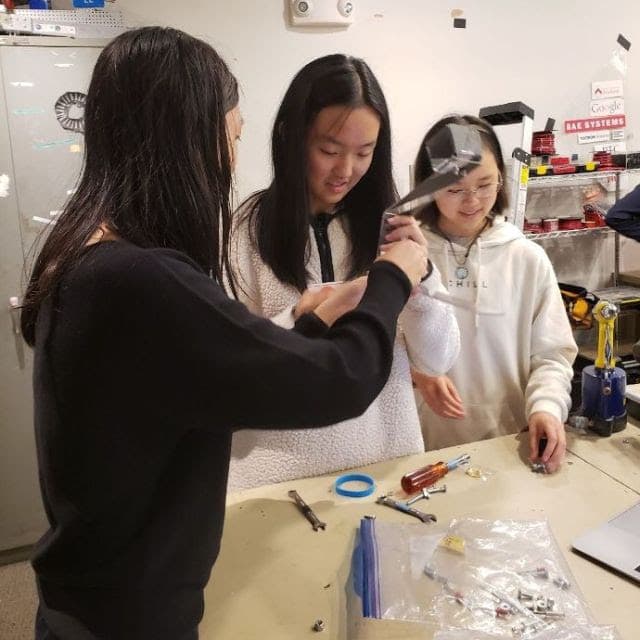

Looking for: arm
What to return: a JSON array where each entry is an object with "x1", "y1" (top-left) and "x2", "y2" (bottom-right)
[
  {"x1": 400, "y1": 262, "x2": 460, "y2": 375},
  {"x1": 525, "y1": 257, "x2": 578, "y2": 471},
  {"x1": 605, "y1": 183, "x2": 640, "y2": 241},
  {"x1": 381, "y1": 214, "x2": 460, "y2": 374},
  {"x1": 126, "y1": 253, "x2": 412, "y2": 431}
]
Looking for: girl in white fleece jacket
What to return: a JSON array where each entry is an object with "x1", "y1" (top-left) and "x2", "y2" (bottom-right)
[
  {"x1": 412, "y1": 115, "x2": 578, "y2": 473},
  {"x1": 227, "y1": 55, "x2": 460, "y2": 491}
]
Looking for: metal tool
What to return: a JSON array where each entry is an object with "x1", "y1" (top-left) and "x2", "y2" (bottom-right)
[
  {"x1": 580, "y1": 300, "x2": 627, "y2": 436},
  {"x1": 376, "y1": 495, "x2": 436, "y2": 523},
  {"x1": 288, "y1": 490, "x2": 326, "y2": 531},
  {"x1": 517, "y1": 566, "x2": 549, "y2": 579},
  {"x1": 406, "y1": 484, "x2": 447, "y2": 506},
  {"x1": 401, "y1": 453, "x2": 470, "y2": 494},
  {"x1": 377, "y1": 123, "x2": 482, "y2": 251}
]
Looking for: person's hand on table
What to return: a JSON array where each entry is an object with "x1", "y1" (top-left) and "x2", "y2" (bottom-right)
[{"x1": 528, "y1": 411, "x2": 566, "y2": 473}]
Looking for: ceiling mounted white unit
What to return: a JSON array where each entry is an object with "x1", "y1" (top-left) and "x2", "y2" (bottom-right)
[{"x1": 289, "y1": 0, "x2": 355, "y2": 27}]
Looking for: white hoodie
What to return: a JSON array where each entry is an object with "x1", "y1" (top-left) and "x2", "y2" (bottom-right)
[
  {"x1": 417, "y1": 216, "x2": 578, "y2": 450},
  {"x1": 226, "y1": 212, "x2": 460, "y2": 491}
]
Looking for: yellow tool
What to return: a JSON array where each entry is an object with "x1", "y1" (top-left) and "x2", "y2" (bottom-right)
[
  {"x1": 580, "y1": 300, "x2": 627, "y2": 436},
  {"x1": 593, "y1": 300, "x2": 617, "y2": 369}
]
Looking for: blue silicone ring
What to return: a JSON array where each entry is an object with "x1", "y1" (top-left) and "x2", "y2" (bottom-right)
[{"x1": 334, "y1": 473, "x2": 376, "y2": 498}]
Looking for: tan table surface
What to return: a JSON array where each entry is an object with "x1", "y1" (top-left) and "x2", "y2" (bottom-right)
[
  {"x1": 201, "y1": 434, "x2": 639, "y2": 640},
  {"x1": 566, "y1": 419, "x2": 640, "y2": 493}
]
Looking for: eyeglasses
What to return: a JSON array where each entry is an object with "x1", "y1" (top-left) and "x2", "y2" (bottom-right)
[{"x1": 442, "y1": 182, "x2": 502, "y2": 201}]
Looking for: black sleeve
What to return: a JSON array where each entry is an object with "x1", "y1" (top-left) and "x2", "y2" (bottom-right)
[
  {"x1": 114, "y1": 252, "x2": 411, "y2": 431},
  {"x1": 606, "y1": 184, "x2": 640, "y2": 241},
  {"x1": 293, "y1": 312, "x2": 330, "y2": 338}
]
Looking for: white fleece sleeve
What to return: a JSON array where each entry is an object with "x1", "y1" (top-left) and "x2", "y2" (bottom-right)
[
  {"x1": 399, "y1": 262, "x2": 460, "y2": 375},
  {"x1": 525, "y1": 259, "x2": 578, "y2": 422},
  {"x1": 270, "y1": 306, "x2": 296, "y2": 329},
  {"x1": 229, "y1": 216, "x2": 298, "y2": 328}
]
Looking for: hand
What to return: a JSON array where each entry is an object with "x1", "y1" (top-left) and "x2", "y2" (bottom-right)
[
  {"x1": 376, "y1": 239, "x2": 429, "y2": 288},
  {"x1": 528, "y1": 411, "x2": 566, "y2": 473},
  {"x1": 379, "y1": 215, "x2": 427, "y2": 252},
  {"x1": 412, "y1": 371, "x2": 465, "y2": 419},
  {"x1": 313, "y1": 277, "x2": 368, "y2": 327},
  {"x1": 294, "y1": 285, "x2": 336, "y2": 320}
]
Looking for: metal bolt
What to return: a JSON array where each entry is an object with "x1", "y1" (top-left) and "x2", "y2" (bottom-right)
[
  {"x1": 429, "y1": 484, "x2": 447, "y2": 495},
  {"x1": 533, "y1": 609, "x2": 565, "y2": 619},
  {"x1": 406, "y1": 488, "x2": 430, "y2": 505},
  {"x1": 496, "y1": 602, "x2": 513, "y2": 617},
  {"x1": 553, "y1": 576, "x2": 571, "y2": 590},
  {"x1": 424, "y1": 564, "x2": 438, "y2": 579},
  {"x1": 530, "y1": 462, "x2": 547, "y2": 474},
  {"x1": 312, "y1": 619, "x2": 325, "y2": 632},
  {"x1": 533, "y1": 595, "x2": 553, "y2": 611},
  {"x1": 518, "y1": 566, "x2": 549, "y2": 579},
  {"x1": 517, "y1": 589, "x2": 534, "y2": 601},
  {"x1": 406, "y1": 484, "x2": 447, "y2": 506}
]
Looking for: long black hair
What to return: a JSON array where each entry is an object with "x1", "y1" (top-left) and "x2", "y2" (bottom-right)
[
  {"x1": 413, "y1": 114, "x2": 508, "y2": 229},
  {"x1": 241, "y1": 54, "x2": 397, "y2": 292},
  {"x1": 21, "y1": 26, "x2": 239, "y2": 345}
]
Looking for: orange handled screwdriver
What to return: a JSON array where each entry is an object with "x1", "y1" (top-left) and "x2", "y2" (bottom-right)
[{"x1": 401, "y1": 453, "x2": 470, "y2": 494}]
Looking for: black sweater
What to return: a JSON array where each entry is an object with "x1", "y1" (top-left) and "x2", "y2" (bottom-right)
[
  {"x1": 32, "y1": 241, "x2": 410, "y2": 639},
  {"x1": 606, "y1": 183, "x2": 640, "y2": 241}
]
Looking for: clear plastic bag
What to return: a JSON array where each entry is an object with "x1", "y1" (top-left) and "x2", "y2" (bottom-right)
[
  {"x1": 423, "y1": 518, "x2": 592, "y2": 636},
  {"x1": 349, "y1": 518, "x2": 445, "y2": 623},
  {"x1": 348, "y1": 517, "x2": 618, "y2": 639},
  {"x1": 434, "y1": 625, "x2": 621, "y2": 640}
]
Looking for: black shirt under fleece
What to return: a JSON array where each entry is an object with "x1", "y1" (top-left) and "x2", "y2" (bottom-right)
[{"x1": 32, "y1": 240, "x2": 411, "y2": 639}]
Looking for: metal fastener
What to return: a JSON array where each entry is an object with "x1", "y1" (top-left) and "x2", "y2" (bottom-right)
[
  {"x1": 518, "y1": 566, "x2": 549, "y2": 579},
  {"x1": 312, "y1": 619, "x2": 325, "y2": 632},
  {"x1": 553, "y1": 576, "x2": 571, "y2": 590},
  {"x1": 288, "y1": 490, "x2": 326, "y2": 531},
  {"x1": 406, "y1": 484, "x2": 447, "y2": 506}
]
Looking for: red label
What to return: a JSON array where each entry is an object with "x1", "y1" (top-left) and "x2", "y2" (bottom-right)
[{"x1": 564, "y1": 115, "x2": 626, "y2": 133}]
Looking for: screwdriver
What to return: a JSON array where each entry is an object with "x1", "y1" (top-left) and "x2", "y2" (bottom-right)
[{"x1": 401, "y1": 453, "x2": 470, "y2": 494}]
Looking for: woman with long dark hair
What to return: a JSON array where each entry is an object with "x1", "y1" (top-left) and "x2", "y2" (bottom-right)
[
  {"x1": 228, "y1": 55, "x2": 460, "y2": 490},
  {"x1": 21, "y1": 28, "x2": 429, "y2": 639}
]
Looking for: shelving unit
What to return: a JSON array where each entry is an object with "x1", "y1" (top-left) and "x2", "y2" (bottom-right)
[
  {"x1": 525, "y1": 168, "x2": 640, "y2": 374},
  {"x1": 528, "y1": 169, "x2": 622, "y2": 190},
  {"x1": 524, "y1": 226, "x2": 613, "y2": 241},
  {"x1": 525, "y1": 169, "x2": 624, "y2": 286}
]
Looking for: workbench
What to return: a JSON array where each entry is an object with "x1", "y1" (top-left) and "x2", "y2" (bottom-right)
[{"x1": 201, "y1": 425, "x2": 639, "y2": 639}]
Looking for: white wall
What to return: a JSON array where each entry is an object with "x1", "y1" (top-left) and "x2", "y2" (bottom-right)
[{"x1": 115, "y1": 0, "x2": 640, "y2": 278}]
